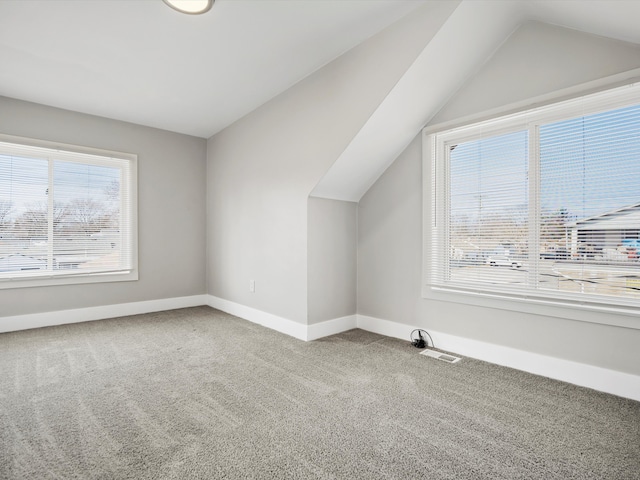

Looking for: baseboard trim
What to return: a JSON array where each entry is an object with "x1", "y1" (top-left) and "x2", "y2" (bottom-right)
[
  {"x1": 0, "y1": 294, "x2": 210, "y2": 334},
  {"x1": 206, "y1": 295, "x2": 308, "y2": 340},
  {"x1": 307, "y1": 315, "x2": 358, "y2": 341},
  {"x1": 357, "y1": 314, "x2": 640, "y2": 402},
  {"x1": 206, "y1": 295, "x2": 357, "y2": 341},
  {"x1": 5, "y1": 294, "x2": 635, "y2": 401}
]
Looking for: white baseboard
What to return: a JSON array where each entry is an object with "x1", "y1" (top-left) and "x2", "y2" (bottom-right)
[
  {"x1": 202, "y1": 299, "x2": 640, "y2": 402},
  {"x1": 0, "y1": 294, "x2": 209, "y2": 334},
  {"x1": 206, "y1": 295, "x2": 357, "y2": 341},
  {"x1": 307, "y1": 315, "x2": 357, "y2": 341},
  {"x1": 206, "y1": 295, "x2": 308, "y2": 340},
  {"x1": 4, "y1": 293, "x2": 636, "y2": 401},
  {"x1": 357, "y1": 314, "x2": 640, "y2": 402}
]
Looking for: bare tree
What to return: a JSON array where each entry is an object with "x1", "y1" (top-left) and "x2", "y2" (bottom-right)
[
  {"x1": 13, "y1": 206, "x2": 47, "y2": 239},
  {"x1": 103, "y1": 179, "x2": 120, "y2": 204},
  {"x1": 0, "y1": 200, "x2": 13, "y2": 232},
  {"x1": 103, "y1": 179, "x2": 120, "y2": 227},
  {"x1": 12, "y1": 202, "x2": 67, "y2": 239},
  {"x1": 63, "y1": 198, "x2": 109, "y2": 235},
  {"x1": 540, "y1": 208, "x2": 572, "y2": 242}
]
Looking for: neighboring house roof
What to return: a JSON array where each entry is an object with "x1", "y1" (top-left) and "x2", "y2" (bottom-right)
[{"x1": 568, "y1": 202, "x2": 640, "y2": 231}]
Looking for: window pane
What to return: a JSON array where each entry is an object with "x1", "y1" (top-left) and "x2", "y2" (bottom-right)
[
  {"x1": 0, "y1": 154, "x2": 49, "y2": 274},
  {"x1": 430, "y1": 83, "x2": 640, "y2": 312},
  {"x1": 448, "y1": 131, "x2": 528, "y2": 287},
  {"x1": 53, "y1": 160, "x2": 122, "y2": 272},
  {"x1": 539, "y1": 104, "x2": 640, "y2": 300},
  {"x1": 0, "y1": 138, "x2": 134, "y2": 287}
]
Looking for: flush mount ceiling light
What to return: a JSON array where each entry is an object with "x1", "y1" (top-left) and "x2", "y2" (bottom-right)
[{"x1": 163, "y1": 0, "x2": 214, "y2": 15}]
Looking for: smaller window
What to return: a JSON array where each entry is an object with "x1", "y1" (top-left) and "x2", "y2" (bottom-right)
[{"x1": 0, "y1": 135, "x2": 137, "y2": 289}]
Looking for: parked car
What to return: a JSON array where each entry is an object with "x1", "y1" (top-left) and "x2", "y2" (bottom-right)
[
  {"x1": 540, "y1": 248, "x2": 569, "y2": 260},
  {"x1": 486, "y1": 255, "x2": 521, "y2": 268}
]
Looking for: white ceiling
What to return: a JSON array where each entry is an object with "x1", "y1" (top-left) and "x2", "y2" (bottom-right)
[
  {"x1": 312, "y1": 0, "x2": 640, "y2": 201},
  {"x1": 2, "y1": 0, "x2": 640, "y2": 201},
  {"x1": 0, "y1": 0, "x2": 426, "y2": 138}
]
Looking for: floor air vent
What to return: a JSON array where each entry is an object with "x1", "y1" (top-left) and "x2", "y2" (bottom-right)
[{"x1": 420, "y1": 349, "x2": 461, "y2": 363}]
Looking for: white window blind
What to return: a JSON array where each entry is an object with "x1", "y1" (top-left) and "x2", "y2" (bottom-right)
[
  {"x1": 0, "y1": 137, "x2": 137, "y2": 288},
  {"x1": 429, "y1": 83, "x2": 640, "y2": 310}
]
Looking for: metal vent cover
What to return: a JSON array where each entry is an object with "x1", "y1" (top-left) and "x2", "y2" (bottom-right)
[{"x1": 420, "y1": 349, "x2": 462, "y2": 363}]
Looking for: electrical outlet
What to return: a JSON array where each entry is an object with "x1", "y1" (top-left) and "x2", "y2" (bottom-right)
[{"x1": 249, "y1": 279, "x2": 255, "y2": 293}]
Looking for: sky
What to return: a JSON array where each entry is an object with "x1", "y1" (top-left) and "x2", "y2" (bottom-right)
[
  {"x1": 0, "y1": 156, "x2": 119, "y2": 218},
  {"x1": 539, "y1": 103, "x2": 640, "y2": 219},
  {"x1": 449, "y1": 102, "x2": 640, "y2": 223}
]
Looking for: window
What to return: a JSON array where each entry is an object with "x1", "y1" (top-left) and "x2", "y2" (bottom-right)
[
  {"x1": 0, "y1": 135, "x2": 137, "y2": 288},
  {"x1": 427, "y1": 83, "x2": 640, "y2": 313}
]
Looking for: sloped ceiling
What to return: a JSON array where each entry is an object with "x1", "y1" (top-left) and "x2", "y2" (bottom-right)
[
  {"x1": 2, "y1": 1, "x2": 640, "y2": 202},
  {"x1": 0, "y1": 0, "x2": 426, "y2": 138},
  {"x1": 311, "y1": 0, "x2": 522, "y2": 201},
  {"x1": 311, "y1": 0, "x2": 640, "y2": 202},
  {"x1": 431, "y1": 20, "x2": 640, "y2": 126}
]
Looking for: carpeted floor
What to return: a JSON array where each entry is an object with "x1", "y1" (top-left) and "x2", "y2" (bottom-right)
[{"x1": 0, "y1": 306, "x2": 638, "y2": 479}]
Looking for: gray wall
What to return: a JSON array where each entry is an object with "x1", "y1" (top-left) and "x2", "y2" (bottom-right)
[
  {"x1": 358, "y1": 22, "x2": 640, "y2": 375},
  {"x1": 206, "y1": 2, "x2": 457, "y2": 324},
  {"x1": 0, "y1": 97, "x2": 207, "y2": 317},
  {"x1": 431, "y1": 22, "x2": 640, "y2": 125},
  {"x1": 307, "y1": 197, "x2": 357, "y2": 324}
]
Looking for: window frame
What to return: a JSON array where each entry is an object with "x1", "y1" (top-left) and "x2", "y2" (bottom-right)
[
  {"x1": 423, "y1": 82, "x2": 640, "y2": 329},
  {"x1": 0, "y1": 134, "x2": 138, "y2": 289}
]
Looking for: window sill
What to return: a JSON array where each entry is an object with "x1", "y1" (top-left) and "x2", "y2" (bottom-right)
[
  {"x1": 422, "y1": 284, "x2": 640, "y2": 330},
  {"x1": 0, "y1": 270, "x2": 138, "y2": 290}
]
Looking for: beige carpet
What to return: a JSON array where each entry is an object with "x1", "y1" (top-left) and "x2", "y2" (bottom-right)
[{"x1": 1, "y1": 306, "x2": 638, "y2": 479}]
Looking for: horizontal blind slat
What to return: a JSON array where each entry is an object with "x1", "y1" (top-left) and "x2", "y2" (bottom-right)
[{"x1": 430, "y1": 83, "x2": 640, "y2": 308}]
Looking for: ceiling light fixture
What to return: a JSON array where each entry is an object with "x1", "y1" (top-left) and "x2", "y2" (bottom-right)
[{"x1": 163, "y1": 0, "x2": 214, "y2": 15}]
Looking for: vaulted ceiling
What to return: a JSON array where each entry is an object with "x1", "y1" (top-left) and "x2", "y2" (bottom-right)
[
  {"x1": 0, "y1": 0, "x2": 425, "y2": 138},
  {"x1": 2, "y1": 0, "x2": 640, "y2": 200},
  {"x1": 311, "y1": 0, "x2": 640, "y2": 201}
]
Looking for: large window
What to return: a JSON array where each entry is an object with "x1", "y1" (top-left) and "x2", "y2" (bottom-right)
[
  {"x1": 428, "y1": 84, "x2": 640, "y2": 313},
  {"x1": 0, "y1": 135, "x2": 137, "y2": 288}
]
